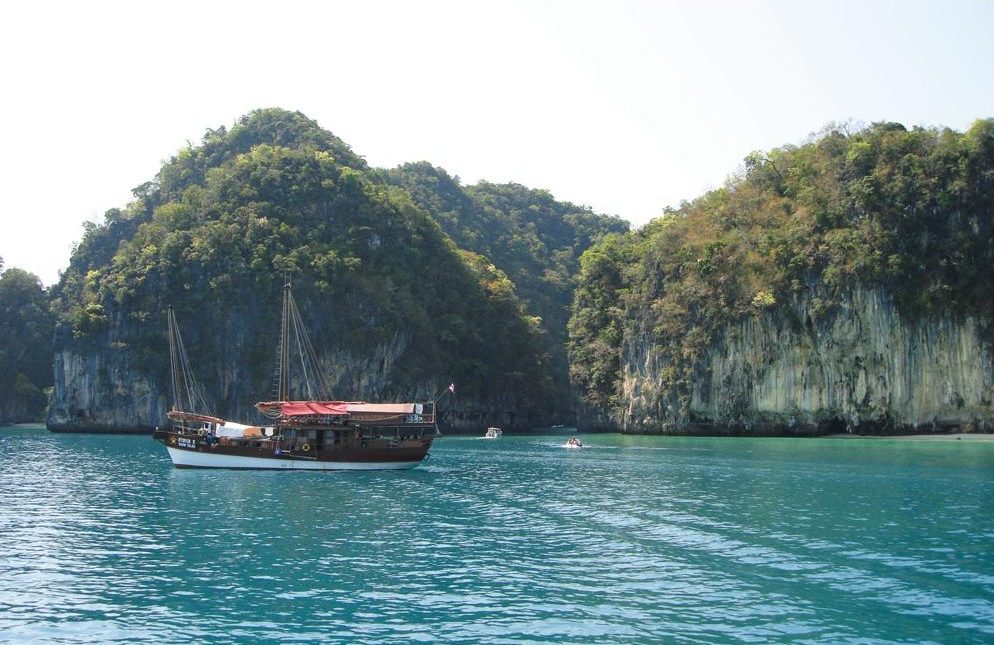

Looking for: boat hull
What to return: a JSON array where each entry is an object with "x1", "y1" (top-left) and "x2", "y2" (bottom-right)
[
  {"x1": 166, "y1": 447, "x2": 424, "y2": 470},
  {"x1": 154, "y1": 428, "x2": 433, "y2": 471}
]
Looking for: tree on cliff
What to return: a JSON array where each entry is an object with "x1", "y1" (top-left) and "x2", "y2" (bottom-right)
[
  {"x1": 0, "y1": 265, "x2": 54, "y2": 423},
  {"x1": 569, "y1": 119, "x2": 994, "y2": 430},
  {"x1": 567, "y1": 232, "x2": 641, "y2": 411}
]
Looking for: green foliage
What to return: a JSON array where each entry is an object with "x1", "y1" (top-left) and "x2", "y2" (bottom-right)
[
  {"x1": 382, "y1": 163, "x2": 629, "y2": 413},
  {"x1": 0, "y1": 267, "x2": 54, "y2": 422},
  {"x1": 156, "y1": 109, "x2": 367, "y2": 202},
  {"x1": 566, "y1": 233, "x2": 640, "y2": 410},
  {"x1": 569, "y1": 119, "x2": 994, "y2": 421},
  {"x1": 751, "y1": 290, "x2": 776, "y2": 309}
]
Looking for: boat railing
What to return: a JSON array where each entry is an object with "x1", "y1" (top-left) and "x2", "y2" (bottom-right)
[
  {"x1": 348, "y1": 411, "x2": 436, "y2": 426},
  {"x1": 169, "y1": 420, "x2": 212, "y2": 436},
  {"x1": 282, "y1": 411, "x2": 436, "y2": 427}
]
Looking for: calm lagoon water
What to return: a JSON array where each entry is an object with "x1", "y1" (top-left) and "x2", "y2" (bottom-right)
[{"x1": 1, "y1": 426, "x2": 993, "y2": 644}]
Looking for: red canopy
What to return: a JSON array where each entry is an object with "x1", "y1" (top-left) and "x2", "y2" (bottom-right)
[
  {"x1": 282, "y1": 401, "x2": 350, "y2": 416},
  {"x1": 256, "y1": 400, "x2": 350, "y2": 417}
]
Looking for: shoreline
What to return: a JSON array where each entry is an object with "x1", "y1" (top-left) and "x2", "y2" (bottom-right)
[
  {"x1": 6, "y1": 423, "x2": 994, "y2": 441},
  {"x1": 824, "y1": 432, "x2": 994, "y2": 442}
]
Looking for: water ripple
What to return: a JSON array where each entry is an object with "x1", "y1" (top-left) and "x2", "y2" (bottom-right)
[{"x1": 2, "y1": 429, "x2": 994, "y2": 643}]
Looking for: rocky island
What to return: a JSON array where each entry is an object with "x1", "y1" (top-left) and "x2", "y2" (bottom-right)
[{"x1": 569, "y1": 120, "x2": 994, "y2": 434}]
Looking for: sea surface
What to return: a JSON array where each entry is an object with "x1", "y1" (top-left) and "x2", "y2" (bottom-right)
[{"x1": 1, "y1": 426, "x2": 993, "y2": 644}]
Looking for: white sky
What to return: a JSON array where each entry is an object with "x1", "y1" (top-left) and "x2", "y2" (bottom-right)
[{"x1": 1, "y1": 0, "x2": 992, "y2": 285}]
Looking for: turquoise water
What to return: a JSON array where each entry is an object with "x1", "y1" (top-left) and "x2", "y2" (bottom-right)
[{"x1": 2, "y1": 427, "x2": 993, "y2": 644}]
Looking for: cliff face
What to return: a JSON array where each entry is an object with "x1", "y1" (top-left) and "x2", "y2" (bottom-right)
[
  {"x1": 49, "y1": 344, "x2": 164, "y2": 433},
  {"x1": 622, "y1": 285, "x2": 994, "y2": 434},
  {"x1": 46, "y1": 314, "x2": 545, "y2": 434}
]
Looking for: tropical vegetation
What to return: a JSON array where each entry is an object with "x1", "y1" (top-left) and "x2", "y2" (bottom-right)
[
  {"x1": 382, "y1": 163, "x2": 628, "y2": 413},
  {"x1": 0, "y1": 257, "x2": 54, "y2": 423},
  {"x1": 568, "y1": 120, "x2": 994, "y2": 425}
]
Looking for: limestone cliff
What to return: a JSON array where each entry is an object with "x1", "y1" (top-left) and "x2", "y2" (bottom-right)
[
  {"x1": 49, "y1": 348, "x2": 164, "y2": 433},
  {"x1": 622, "y1": 285, "x2": 994, "y2": 434},
  {"x1": 46, "y1": 316, "x2": 539, "y2": 434},
  {"x1": 569, "y1": 119, "x2": 994, "y2": 435}
]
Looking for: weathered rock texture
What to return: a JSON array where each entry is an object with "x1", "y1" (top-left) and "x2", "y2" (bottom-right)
[
  {"x1": 46, "y1": 321, "x2": 539, "y2": 434},
  {"x1": 49, "y1": 347, "x2": 165, "y2": 433},
  {"x1": 622, "y1": 285, "x2": 994, "y2": 435}
]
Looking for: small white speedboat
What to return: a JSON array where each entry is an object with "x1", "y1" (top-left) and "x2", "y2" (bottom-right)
[
  {"x1": 483, "y1": 427, "x2": 503, "y2": 439},
  {"x1": 565, "y1": 436, "x2": 582, "y2": 448}
]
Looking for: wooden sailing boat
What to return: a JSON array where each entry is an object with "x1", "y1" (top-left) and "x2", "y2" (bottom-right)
[{"x1": 152, "y1": 283, "x2": 438, "y2": 470}]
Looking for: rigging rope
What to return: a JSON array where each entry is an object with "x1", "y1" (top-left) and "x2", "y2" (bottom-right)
[
  {"x1": 284, "y1": 286, "x2": 333, "y2": 401},
  {"x1": 167, "y1": 307, "x2": 213, "y2": 417}
]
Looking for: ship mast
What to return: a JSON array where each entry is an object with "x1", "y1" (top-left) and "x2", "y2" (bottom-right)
[
  {"x1": 279, "y1": 280, "x2": 291, "y2": 402},
  {"x1": 167, "y1": 306, "x2": 184, "y2": 411},
  {"x1": 269, "y1": 278, "x2": 332, "y2": 404}
]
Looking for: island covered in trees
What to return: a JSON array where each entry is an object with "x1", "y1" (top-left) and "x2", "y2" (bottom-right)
[{"x1": 569, "y1": 120, "x2": 994, "y2": 433}]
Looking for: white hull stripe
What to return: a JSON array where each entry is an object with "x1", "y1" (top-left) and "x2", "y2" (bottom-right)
[{"x1": 165, "y1": 447, "x2": 423, "y2": 470}]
